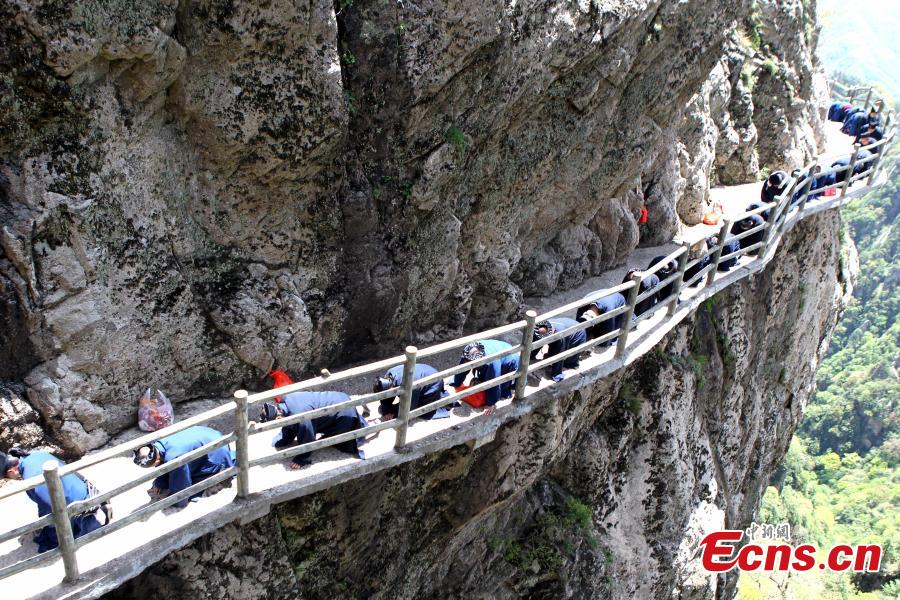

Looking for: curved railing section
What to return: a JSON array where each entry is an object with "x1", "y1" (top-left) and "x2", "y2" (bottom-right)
[{"x1": 0, "y1": 109, "x2": 896, "y2": 591}]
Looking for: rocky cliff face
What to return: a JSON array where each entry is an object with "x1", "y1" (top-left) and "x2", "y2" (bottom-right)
[
  {"x1": 2, "y1": 0, "x2": 825, "y2": 453},
  {"x1": 106, "y1": 207, "x2": 851, "y2": 600}
]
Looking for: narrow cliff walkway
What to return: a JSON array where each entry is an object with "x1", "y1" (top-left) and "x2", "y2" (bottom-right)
[{"x1": 0, "y1": 117, "x2": 887, "y2": 599}]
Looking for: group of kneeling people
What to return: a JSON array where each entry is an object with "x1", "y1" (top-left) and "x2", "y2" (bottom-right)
[{"x1": 0, "y1": 163, "x2": 834, "y2": 557}]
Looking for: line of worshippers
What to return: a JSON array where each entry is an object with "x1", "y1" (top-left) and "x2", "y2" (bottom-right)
[{"x1": 4, "y1": 164, "x2": 792, "y2": 522}]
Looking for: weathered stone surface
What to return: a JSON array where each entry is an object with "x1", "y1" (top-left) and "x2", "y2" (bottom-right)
[
  {"x1": 750, "y1": 0, "x2": 827, "y2": 171},
  {"x1": 105, "y1": 210, "x2": 849, "y2": 599},
  {"x1": 0, "y1": 0, "x2": 824, "y2": 459}
]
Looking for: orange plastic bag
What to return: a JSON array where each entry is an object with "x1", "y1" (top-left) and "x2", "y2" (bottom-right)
[
  {"x1": 269, "y1": 370, "x2": 295, "y2": 403},
  {"x1": 456, "y1": 384, "x2": 487, "y2": 408},
  {"x1": 703, "y1": 202, "x2": 723, "y2": 225},
  {"x1": 138, "y1": 388, "x2": 174, "y2": 431}
]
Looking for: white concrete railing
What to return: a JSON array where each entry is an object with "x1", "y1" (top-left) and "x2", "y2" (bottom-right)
[{"x1": 0, "y1": 117, "x2": 895, "y2": 588}]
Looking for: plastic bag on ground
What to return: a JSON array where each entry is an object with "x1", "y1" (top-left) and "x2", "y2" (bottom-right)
[
  {"x1": 456, "y1": 384, "x2": 487, "y2": 408},
  {"x1": 138, "y1": 388, "x2": 175, "y2": 431}
]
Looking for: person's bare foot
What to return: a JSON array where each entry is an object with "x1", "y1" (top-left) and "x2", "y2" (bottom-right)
[{"x1": 288, "y1": 462, "x2": 305, "y2": 471}]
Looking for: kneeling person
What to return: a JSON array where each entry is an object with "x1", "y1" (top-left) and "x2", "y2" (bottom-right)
[
  {"x1": 133, "y1": 425, "x2": 235, "y2": 507},
  {"x1": 1, "y1": 449, "x2": 108, "y2": 553},
  {"x1": 258, "y1": 392, "x2": 367, "y2": 469},
  {"x1": 532, "y1": 318, "x2": 587, "y2": 382},
  {"x1": 576, "y1": 292, "x2": 627, "y2": 343},
  {"x1": 452, "y1": 340, "x2": 520, "y2": 415},
  {"x1": 373, "y1": 363, "x2": 448, "y2": 420}
]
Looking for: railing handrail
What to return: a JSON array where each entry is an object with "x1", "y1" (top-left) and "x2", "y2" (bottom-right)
[{"x1": 0, "y1": 104, "x2": 895, "y2": 592}]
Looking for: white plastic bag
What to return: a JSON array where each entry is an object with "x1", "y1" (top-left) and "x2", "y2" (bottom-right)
[{"x1": 137, "y1": 387, "x2": 174, "y2": 431}]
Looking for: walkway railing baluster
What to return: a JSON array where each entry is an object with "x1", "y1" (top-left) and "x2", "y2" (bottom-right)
[
  {"x1": 615, "y1": 274, "x2": 642, "y2": 358},
  {"x1": 668, "y1": 242, "x2": 692, "y2": 316},
  {"x1": 233, "y1": 390, "x2": 250, "y2": 498},
  {"x1": 842, "y1": 143, "x2": 862, "y2": 196},
  {"x1": 43, "y1": 462, "x2": 79, "y2": 582},
  {"x1": 394, "y1": 346, "x2": 418, "y2": 450},
  {"x1": 797, "y1": 159, "x2": 817, "y2": 213},
  {"x1": 863, "y1": 89, "x2": 872, "y2": 111},
  {"x1": 515, "y1": 310, "x2": 538, "y2": 399},
  {"x1": 707, "y1": 220, "x2": 731, "y2": 286}
]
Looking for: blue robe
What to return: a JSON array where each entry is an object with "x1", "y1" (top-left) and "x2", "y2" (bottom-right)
[
  {"x1": 152, "y1": 426, "x2": 235, "y2": 508},
  {"x1": 717, "y1": 237, "x2": 742, "y2": 271},
  {"x1": 731, "y1": 214, "x2": 765, "y2": 255},
  {"x1": 576, "y1": 292, "x2": 627, "y2": 344},
  {"x1": 831, "y1": 149, "x2": 872, "y2": 184},
  {"x1": 20, "y1": 452, "x2": 102, "y2": 553},
  {"x1": 827, "y1": 102, "x2": 842, "y2": 121},
  {"x1": 276, "y1": 392, "x2": 367, "y2": 466},
  {"x1": 842, "y1": 111, "x2": 868, "y2": 137},
  {"x1": 760, "y1": 171, "x2": 788, "y2": 203},
  {"x1": 532, "y1": 317, "x2": 588, "y2": 378},
  {"x1": 647, "y1": 256, "x2": 678, "y2": 302},
  {"x1": 378, "y1": 363, "x2": 448, "y2": 420},
  {"x1": 452, "y1": 339, "x2": 520, "y2": 406},
  {"x1": 633, "y1": 273, "x2": 660, "y2": 316}
]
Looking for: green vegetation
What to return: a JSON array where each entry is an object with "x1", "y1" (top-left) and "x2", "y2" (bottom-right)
[
  {"x1": 619, "y1": 382, "x2": 642, "y2": 416},
  {"x1": 499, "y1": 495, "x2": 598, "y2": 575},
  {"x1": 745, "y1": 2, "x2": 763, "y2": 51},
  {"x1": 761, "y1": 58, "x2": 779, "y2": 77},
  {"x1": 742, "y1": 148, "x2": 899, "y2": 599},
  {"x1": 445, "y1": 125, "x2": 466, "y2": 161},
  {"x1": 341, "y1": 50, "x2": 357, "y2": 66}
]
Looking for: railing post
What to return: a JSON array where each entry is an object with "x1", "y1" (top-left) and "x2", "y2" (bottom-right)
[
  {"x1": 394, "y1": 346, "x2": 418, "y2": 450},
  {"x1": 847, "y1": 89, "x2": 856, "y2": 105},
  {"x1": 615, "y1": 273, "x2": 642, "y2": 359},
  {"x1": 233, "y1": 390, "x2": 250, "y2": 498},
  {"x1": 43, "y1": 461, "x2": 79, "y2": 582},
  {"x1": 706, "y1": 220, "x2": 731, "y2": 286},
  {"x1": 797, "y1": 159, "x2": 817, "y2": 213},
  {"x1": 866, "y1": 150, "x2": 885, "y2": 187},
  {"x1": 758, "y1": 192, "x2": 784, "y2": 257},
  {"x1": 841, "y1": 143, "x2": 861, "y2": 196},
  {"x1": 515, "y1": 310, "x2": 537, "y2": 400},
  {"x1": 863, "y1": 89, "x2": 872, "y2": 111},
  {"x1": 667, "y1": 242, "x2": 691, "y2": 316}
]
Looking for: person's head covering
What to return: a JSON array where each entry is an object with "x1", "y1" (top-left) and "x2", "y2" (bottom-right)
[
  {"x1": 463, "y1": 342, "x2": 485, "y2": 361},
  {"x1": 737, "y1": 216, "x2": 756, "y2": 230},
  {"x1": 373, "y1": 374, "x2": 395, "y2": 393},
  {"x1": 768, "y1": 171, "x2": 786, "y2": 186},
  {"x1": 258, "y1": 401, "x2": 281, "y2": 423},
  {"x1": 0, "y1": 451, "x2": 8, "y2": 476},
  {"x1": 132, "y1": 443, "x2": 160, "y2": 467},
  {"x1": 533, "y1": 321, "x2": 555, "y2": 340}
]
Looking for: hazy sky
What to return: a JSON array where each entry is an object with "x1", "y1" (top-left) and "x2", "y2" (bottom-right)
[{"x1": 817, "y1": 0, "x2": 900, "y2": 99}]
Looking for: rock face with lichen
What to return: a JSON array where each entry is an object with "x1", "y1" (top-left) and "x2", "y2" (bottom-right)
[
  {"x1": 106, "y1": 208, "x2": 851, "y2": 599},
  {"x1": 0, "y1": 0, "x2": 824, "y2": 458}
]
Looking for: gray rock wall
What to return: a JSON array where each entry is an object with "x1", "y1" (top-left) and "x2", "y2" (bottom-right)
[
  {"x1": 0, "y1": 0, "x2": 825, "y2": 456},
  {"x1": 105, "y1": 208, "x2": 850, "y2": 599}
]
